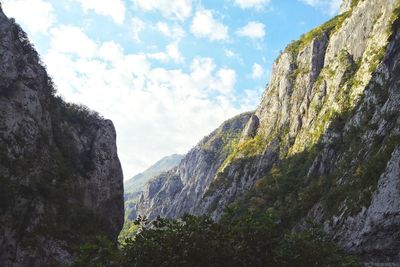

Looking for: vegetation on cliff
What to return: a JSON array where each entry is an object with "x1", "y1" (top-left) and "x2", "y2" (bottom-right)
[{"x1": 0, "y1": 15, "x2": 123, "y2": 266}]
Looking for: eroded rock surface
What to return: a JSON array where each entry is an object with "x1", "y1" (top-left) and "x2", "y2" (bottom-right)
[
  {"x1": 135, "y1": 113, "x2": 252, "y2": 219},
  {"x1": 0, "y1": 7, "x2": 124, "y2": 267},
  {"x1": 135, "y1": 0, "x2": 400, "y2": 264}
]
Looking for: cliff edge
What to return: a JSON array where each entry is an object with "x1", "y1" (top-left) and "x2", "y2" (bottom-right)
[{"x1": 0, "y1": 7, "x2": 124, "y2": 267}]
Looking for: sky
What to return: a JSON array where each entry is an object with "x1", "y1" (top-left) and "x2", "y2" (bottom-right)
[{"x1": 1, "y1": 0, "x2": 341, "y2": 180}]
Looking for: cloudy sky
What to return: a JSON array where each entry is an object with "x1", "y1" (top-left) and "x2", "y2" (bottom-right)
[{"x1": 1, "y1": 0, "x2": 340, "y2": 180}]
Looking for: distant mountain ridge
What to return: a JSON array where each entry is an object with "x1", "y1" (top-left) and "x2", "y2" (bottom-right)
[
  {"x1": 124, "y1": 154, "x2": 184, "y2": 220},
  {"x1": 125, "y1": 154, "x2": 184, "y2": 196}
]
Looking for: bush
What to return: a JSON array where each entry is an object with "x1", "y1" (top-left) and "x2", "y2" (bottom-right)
[
  {"x1": 74, "y1": 235, "x2": 122, "y2": 267},
  {"x1": 77, "y1": 214, "x2": 360, "y2": 267},
  {"x1": 285, "y1": 12, "x2": 349, "y2": 55}
]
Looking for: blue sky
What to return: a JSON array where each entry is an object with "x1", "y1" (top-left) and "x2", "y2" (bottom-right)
[{"x1": 2, "y1": 0, "x2": 341, "y2": 179}]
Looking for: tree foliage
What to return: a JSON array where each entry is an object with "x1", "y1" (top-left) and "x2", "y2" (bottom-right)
[{"x1": 76, "y1": 214, "x2": 359, "y2": 267}]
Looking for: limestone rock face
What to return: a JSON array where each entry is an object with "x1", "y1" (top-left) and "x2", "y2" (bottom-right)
[
  {"x1": 241, "y1": 114, "x2": 260, "y2": 139},
  {"x1": 135, "y1": 112, "x2": 252, "y2": 219},
  {"x1": 0, "y1": 7, "x2": 123, "y2": 267},
  {"x1": 135, "y1": 0, "x2": 400, "y2": 264},
  {"x1": 124, "y1": 154, "x2": 184, "y2": 221},
  {"x1": 339, "y1": 0, "x2": 352, "y2": 14},
  {"x1": 198, "y1": 0, "x2": 400, "y2": 221}
]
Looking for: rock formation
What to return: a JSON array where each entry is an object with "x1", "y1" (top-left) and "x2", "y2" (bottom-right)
[
  {"x1": 124, "y1": 154, "x2": 184, "y2": 221},
  {"x1": 135, "y1": 112, "x2": 252, "y2": 219},
  {"x1": 135, "y1": 0, "x2": 400, "y2": 264},
  {"x1": 0, "y1": 7, "x2": 124, "y2": 267}
]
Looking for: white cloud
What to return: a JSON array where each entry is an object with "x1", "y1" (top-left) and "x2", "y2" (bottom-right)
[
  {"x1": 215, "y1": 69, "x2": 236, "y2": 95},
  {"x1": 98, "y1": 41, "x2": 124, "y2": 62},
  {"x1": 133, "y1": 0, "x2": 192, "y2": 21},
  {"x1": 156, "y1": 22, "x2": 185, "y2": 42},
  {"x1": 147, "y1": 43, "x2": 184, "y2": 63},
  {"x1": 49, "y1": 26, "x2": 97, "y2": 58},
  {"x1": 43, "y1": 32, "x2": 256, "y2": 177},
  {"x1": 234, "y1": 0, "x2": 271, "y2": 10},
  {"x1": 191, "y1": 9, "x2": 229, "y2": 41},
  {"x1": 153, "y1": 23, "x2": 185, "y2": 62},
  {"x1": 224, "y1": 49, "x2": 244, "y2": 63},
  {"x1": 236, "y1": 21, "x2": 266, "y2": 40},
  {"x1": 147, "y1": 52, "x2": 169, "y2": 62},
  {"x1": 189, "y1": 57, "x2": 236, "y2": 95},
  {"x1": 190, "y1": 57, "x2": 216, "y2": 86},
  {"x1": 72, "y1": 0, "x2": 126, "y2": 24},
  {"x1": 2, "y1": 0, "x2": 55, "y2": 34},
  {"x1": 166, "y1": 43, "x2": 184, "y2": 63},
  {"x1": 225, "y1": 49, "x2": 237, "y2": 58},
  {"x1": 299, "y1": 0, "x2": 341, "y2": 15},
  {"x1": 132, "y1": 17, "x2": 145, "y2": 42},
  {"x1": 156, "y1": 22, "x2": 170, "y2": 36},
  {"x1": 251, "y1": 63, "x2": 264, "y2": 79},
  {"x1": 242, "y1": 88, "x2": 263, "y2": 107}
]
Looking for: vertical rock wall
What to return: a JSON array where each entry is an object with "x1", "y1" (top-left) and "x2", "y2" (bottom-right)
[{"x1": 0, "y1": 7, "x2": 124, "y2": 267}]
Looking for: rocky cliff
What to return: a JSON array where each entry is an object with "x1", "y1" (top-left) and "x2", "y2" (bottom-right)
[
  {"x1": 136, "y1": 0, "x2": 400, "y2": 264},
  {"x1": 0, "y1": 7, "x2": 124, "y2": 267},
  {"x1": 135, "y1": 112, "x2": 252, "y2": 219},
  {"x1": 125, "y1": 154, "x2": 184, "y2": 200},
  {"x1": 124, "y1": 154, "x2": 184, "y2": 220}
]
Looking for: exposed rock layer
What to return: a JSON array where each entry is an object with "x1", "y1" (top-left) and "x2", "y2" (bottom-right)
[
  {"x1": 136, "y1": 0, "x2": 400, "y2": 264},
  {"x1": 135, "y1": 112, "x2": 252, "y2": 219},
  {"x1": 0, "y1": 7, "x2": 124, "y2": 267},
  {"x1": 124, "y1": 154, "x2": 184, "y2": 221}
]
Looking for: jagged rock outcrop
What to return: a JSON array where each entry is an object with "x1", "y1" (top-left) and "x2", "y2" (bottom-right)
[
  {"x1": 136, "y1": 0, "x2": 400, "y2": 264},
  {"x1": 241, "y1": 114, "x2": 259, "y2": 139},
  {"x1": 135, "y1": 112, "x2": 252, "y2": 219},
  {"x1": 124, "y1": 154, "x2": 184, "y2": 221},
  {"x1": 0, "y1": 7, "x2": 124, "y2": 267}
]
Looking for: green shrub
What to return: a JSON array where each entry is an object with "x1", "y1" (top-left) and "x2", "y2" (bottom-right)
[
  {"x1": 285, "y1": 12, "x2": 349, "y2": 55},
  {"x1": 350, "y1": 0, "x2": 362, "y2": 9},
  {"x1": 118, "y1": 221, "x2": 139, "y2": 245},
  {"x1": 77, "y1": 214, "x2": 359, "y2": 267},
  {"x1": 74, "y1": 235, "x2": 122, "y2": 267}
]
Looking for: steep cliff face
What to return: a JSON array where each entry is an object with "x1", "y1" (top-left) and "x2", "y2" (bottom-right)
[
  {"x1": 202, "y1": 0, "x2": 398, "y2": 217},
  {"x1": 124, "y1": 154, "x2": 184, "y2": 221},
  {"x1": 136, "y1": 0, "x2": 400, "y2": 264},
  {"x1": 0, "y1": 8, "x2": 124, "y2": 267},
  {"x1": 135, "y1": 112, "x2": 252, "y2": 219},
  {"x1": 125, "y1": 154, "x2": 184, "y2": 198}
]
